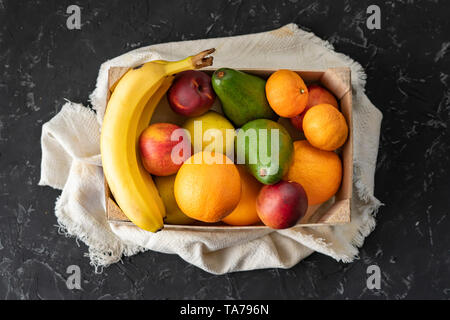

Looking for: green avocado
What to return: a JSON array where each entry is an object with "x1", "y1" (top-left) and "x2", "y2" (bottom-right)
[
  {"x1": 212, "y1": 68, "x2": 277, "y2": 127},
  {"x1": 236, "y1": 119, "x2": 293, "y2": 185}
]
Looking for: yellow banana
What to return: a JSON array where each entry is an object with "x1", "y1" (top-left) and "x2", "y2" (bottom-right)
[
  {"x1": 101, "y1": 49, "x2": 214, "y2": 232},
  {"x1": 137, "y1": 75, "x2": 175, "y2": 140},
  {"x1": 134, "y1": 76, "x2": 175, "y2": 216}
]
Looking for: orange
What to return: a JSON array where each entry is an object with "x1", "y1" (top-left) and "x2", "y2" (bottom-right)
[
  {"x1": 303, "y1": 104, "x2": 348, "y2": 151},
  {"x1": 265, "y1": 69, "x2": 309, "y2": 118},
  {"x1": 174, "y1": 151, "x2": 241, "y2": 222},
  {"x1": 285, "y1": 140, "x2": 342, "y2": 205},
  {"x1": 222, "y1": 166, "x2": 262, "y2": 226}
]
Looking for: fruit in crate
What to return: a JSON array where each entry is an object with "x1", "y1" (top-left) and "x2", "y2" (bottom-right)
[
  {"x1": 167, "y1": 70, "x2": 215, "y2": 117},
  {"x1": 265, "y1": 69, "x2": 309, "y2": 118},
  {"x1": 256, "y1": 180, "x2": 308, "y2": 229},
  {"x1": 285, "y1": 140, "x2": 342, "y2": 205},
  {"x1": 290, "y1": 84, "x2": 338, "y2": 131},
  {"x1": 211, "y1": 68, "x2": 277, "y2": 127},
  {"x1": 139, "y1": 123, "x2": 191, "y2": 176},
  {"x1": 303, "y1": 103, "x2": 348, "y2": 151},
  {"x1": 183, "y1": 111, "x2": 235, "y2": 156},
  {"x1": 222, "y1": 165, "x2": 262, "y2": 226},
  {"x1": 236, "y1": 119, "x2": 293, "y2": 185},
  {"x1": 154, "y1": 175, "x2": 195, "y2": 225},
  {"x1": 174, "y1": 151, "x2": 241, "y2": 223},
  {"x1": 100, "y1": 48, "x2": 215, "y2": 232}
]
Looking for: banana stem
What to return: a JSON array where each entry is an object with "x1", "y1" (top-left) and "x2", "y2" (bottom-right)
[
  {"x1": 164, "y1": 48, "x2": 215, "y2": 75},
  {"x1": 191, "y1": 48, "x2": 215, "y2": 69}
]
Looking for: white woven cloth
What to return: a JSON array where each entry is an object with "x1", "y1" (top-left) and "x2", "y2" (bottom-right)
[{"x1": 39, "y1": 24, "x2": 383, "y2": 274}]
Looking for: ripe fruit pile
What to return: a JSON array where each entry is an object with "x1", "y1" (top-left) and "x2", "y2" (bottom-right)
[{"x1": 101, "y1": 51, "x2": 348, "y2": 232}]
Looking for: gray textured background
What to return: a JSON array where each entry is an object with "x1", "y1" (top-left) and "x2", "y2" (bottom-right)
[{"x1": 0, "y1": 0, "x2": 449, "y2": 299}]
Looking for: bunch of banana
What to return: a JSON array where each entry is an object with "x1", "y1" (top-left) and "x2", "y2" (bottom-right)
[{"x1": 101, "y1": 49, "x2": 215, "y2": 232}]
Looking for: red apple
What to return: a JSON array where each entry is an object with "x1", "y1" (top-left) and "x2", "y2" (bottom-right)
[
  {"x1": 168, "y1": 70, "x2": 215, "y2": 117},
  {"x1": 290, "y1": 84, "x2": 339, "y2": 131},
  {"x1": 139, "y1": 123, "x2": 191, "y2": 176},
  {"x1": 256, "y1": 181, "x2": 308, "y2": 229}
]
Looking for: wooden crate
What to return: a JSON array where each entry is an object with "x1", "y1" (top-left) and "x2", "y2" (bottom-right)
[{"x1": 104, "y1": 67, "x2": 353, "y2": 230}]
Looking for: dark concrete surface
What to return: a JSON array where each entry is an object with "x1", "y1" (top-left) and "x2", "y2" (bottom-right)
[{"x1": 0, "y1": 0, "x2": 449, "y2": 299}]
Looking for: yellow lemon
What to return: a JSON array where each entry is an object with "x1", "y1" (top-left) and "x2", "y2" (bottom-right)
[{"x1": 183, "y1": 111, "x2": 235, "y2": 156}]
